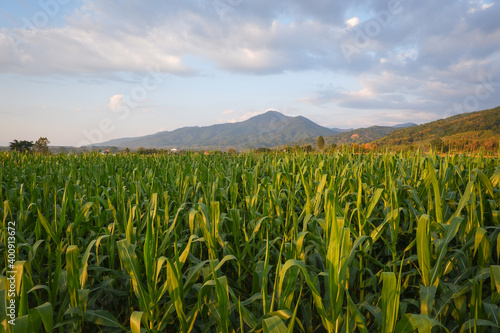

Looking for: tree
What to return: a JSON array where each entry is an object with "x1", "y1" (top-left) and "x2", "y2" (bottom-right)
[
  {"x1": 34, "y1": 137, "x2": 50, "y2": 154},
  {"x1": 9, "y1": 139, "x2": 34, "y2": 153},
  {"x1": 430, "y1": 137, "x2": 444, "y2": 151},
  {"x1": 317, "y1": 136, "x2": 325, "y2": 150},
  {"x1": 361, "y1": 143, "x2": 372, "y2": 151}
]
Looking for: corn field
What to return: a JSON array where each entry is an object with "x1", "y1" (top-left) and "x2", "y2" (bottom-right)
[{"x1": 1, "y1": 151, "x2": 500, "y2": 332}]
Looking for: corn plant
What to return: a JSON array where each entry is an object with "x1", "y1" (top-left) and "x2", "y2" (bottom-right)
[{"x1": 0, "y1": 150, "x2": 499, "y2": 332}]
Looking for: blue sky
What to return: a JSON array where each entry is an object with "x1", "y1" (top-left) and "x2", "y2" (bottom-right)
[{"x1": 1, "y1": 0, "x2": 499, "y2": 146}]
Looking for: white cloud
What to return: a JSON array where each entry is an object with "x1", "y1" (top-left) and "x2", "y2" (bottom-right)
[
  {"x1": 240, "y1": 110, "x2": 266, "y2": 121},
  {"x1": 0, "y1": 3, "x2": 349, "y2": 76},
  {"x1": 482, "y1": 3, "x2": 494, "y2": 10},
  {"x1": 345, "y1": 17, "x2": 359, "y2": 28},
  {"x1": 108, "y1": 95, "x2": 123, "y2": 110},
  {"x1": 1, "y1": 0, "x2": 499, "y2": 120},
  {"x1": 222, "y1": 109, "x2": 234, "y2": 115},
  {"x1": 0, "y1": 25, "x2": 192, "y2": 75}
]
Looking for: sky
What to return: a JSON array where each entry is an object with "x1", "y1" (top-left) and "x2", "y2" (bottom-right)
[{"x1": 1, "y1": 0, "x2": 499, "y2": 146}]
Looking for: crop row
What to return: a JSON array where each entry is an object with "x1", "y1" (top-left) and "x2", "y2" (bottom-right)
[{"x1": 1, "y1": 151, "x2": 499, "y2": 332}]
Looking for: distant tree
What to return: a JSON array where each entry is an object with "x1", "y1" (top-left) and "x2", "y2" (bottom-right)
[
  {"x1": 34, "y1": 137, "x2": 50, "y2": 154},
  {"x1": 303, "y1": 145, "x2": 313, "y2": 152},
  {"x1": 317, "y1": 136, "x2": 325, "y2": 150},
  {"x1": 361, "y1": 143, "x2": 372, "y2": 151},
  {"x1": 227, "y1": 148, "x2": 237, "y2": 154},
  {"x1": 330, "y1": 143, "x2": 337, "y2": 151},
  {"x1": 430, "y1": 137, "x2": 444, "y2": 151},
  {"x1": 124, "y1": 147, "x2": 130, "y2": 154},
  {"x1": 9, "y1": 139, "x2": 34, "y2": 153}
]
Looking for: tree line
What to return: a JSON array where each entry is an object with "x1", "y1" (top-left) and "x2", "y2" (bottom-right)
[{"x1": 9, "y1": 137, "x2": 50, "y2": 154}]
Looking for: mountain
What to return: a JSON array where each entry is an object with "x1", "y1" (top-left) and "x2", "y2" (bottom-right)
[
  {"x1": 376, "y1": 107, "x2": 500, "y2": 150},
  {"x1": 393, "y1": 122, "x2": 417, "y2": 128},
  {"x1": 331, "y1": 127, "x2": 354, "y2": 132},
  {"x1": 95, "y1": 111, "x2": 341, "y2": 150},
  {"x1": 291, "y1": 123, "x2": 416, "y2": 147},
  {"x1": 91, "y1": 108, "x2": 500, "y2": 152}
]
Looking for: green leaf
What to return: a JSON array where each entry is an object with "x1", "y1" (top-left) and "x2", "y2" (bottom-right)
[
  {"x1": 425, "y1": 158, "x2": 444, "y2": 225},
  {"x1": 12, "y1": 315, "x2": 29, "y2": 333},
  {"x1": 395, "y1": 314, "x2": 447, "y2": 333},
  {"x1": 419, "y1": 285, "x2": 436, "y2": 316},
  {"x1": 84, "y1": 310, "x2": 122, "y2": 328},
  {"x1": 37, "y1": 209, "x2": 58, "y2": 243},
  {"x1": 460, "y1": 319, "x2": 499, "y2": 333},
  {"x1": 117, "y1": 239, "x2": 150, "y2": 314},
  {"x1": 166, "y1": 258, "x2": 187, "y2": 331},
  {"x1": 365, "y1": 188, "x2": 384, "y2": 219},
  {"x1": 66, "y1": 245, "x2": 81, "y2": 308},
  {"x1": 345, "y1": 289, "x2": 369, "y2": 333},
  {"x1": 416, "y1": 215, "x2": 431, "y2": 287},
  {"x1": 430, "y1": 217, "x2": 463, "y2": 285},
  {"x1": 13, "y1": 261, "x2": 25, "y2": 297},
  {"x1": 381, "y1": 272, "x2": 399, "y2": 333},
  {"x1": 130, "y1": 311, "x2": 145, "y2": 333},
  {"x1": 215, "y1": 276, "x2": 230, "y2": 332},
  {"x1": 34, "y1": 302, "x2": 53, "y2": 332},
  {"x1": 263, "y1": 316, "x2": 288, "y2": 333},
  {"x1": 287, "y1": 286, "x2": 303, "y2": 333},
  {"x1": 490, "y1": 266, "x2": 500, "y2": 297},
  {"x1": 80, "y1": 240, "x2": 96, "y2": 288}
]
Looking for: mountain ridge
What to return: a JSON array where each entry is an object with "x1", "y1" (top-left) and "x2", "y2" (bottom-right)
[
  {"x1": 290, "y1": 123, "x2": 417, "y2": 147},
  {"x1": 94, "y1": 110, "x2": 340, "y2": 150},
  {"x1": 91, "y1": 108, "x2": 500, "y2": 151},
  {"x1": 376, "y1": 106, "x2": 500, "y2": 150}
]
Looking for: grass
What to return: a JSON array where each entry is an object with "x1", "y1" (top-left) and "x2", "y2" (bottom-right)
[{"x1": 0, "y1": 150, "x2": 499, "y2": 332}]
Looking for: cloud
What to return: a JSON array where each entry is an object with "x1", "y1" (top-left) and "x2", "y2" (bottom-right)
[
  {"x1": 302, "y1": 66, "x2": 500, "y2": 120},
  {"x1": 2, "y1": 0, "x2": 498, "y2": 77},
  {"x1": 222, "y1": 109, "x2": 234, "y2": 115},
  {"x1": 481, "y1": 3, "x2": 494, "y2": 10},
  {"x1": 0, "y1": 1, "x2": 351, "y2": 75},
  {"x1": 108, "y1": 95, "x2": 123, "y2": 110},
  {"x1": 0, "y1": 25, "x2": 193, "y2": 75},
  {"x1": 345, "y1": 17, "x2": 359, "y2": 28},
  {"x1": 1, "y1": 0, "x2": 499, "y2": 119}
]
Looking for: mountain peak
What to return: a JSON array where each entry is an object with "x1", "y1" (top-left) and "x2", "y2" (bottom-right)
[
  {"x1": 255, "y1": 110, "x2": 289, "y2": 120},
  {"x1": 393, "y1": 122, "x2": 417, "y2": 128},
  {"x1": 95, "y1": 109, "x2": 337, "y2": 150}
]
